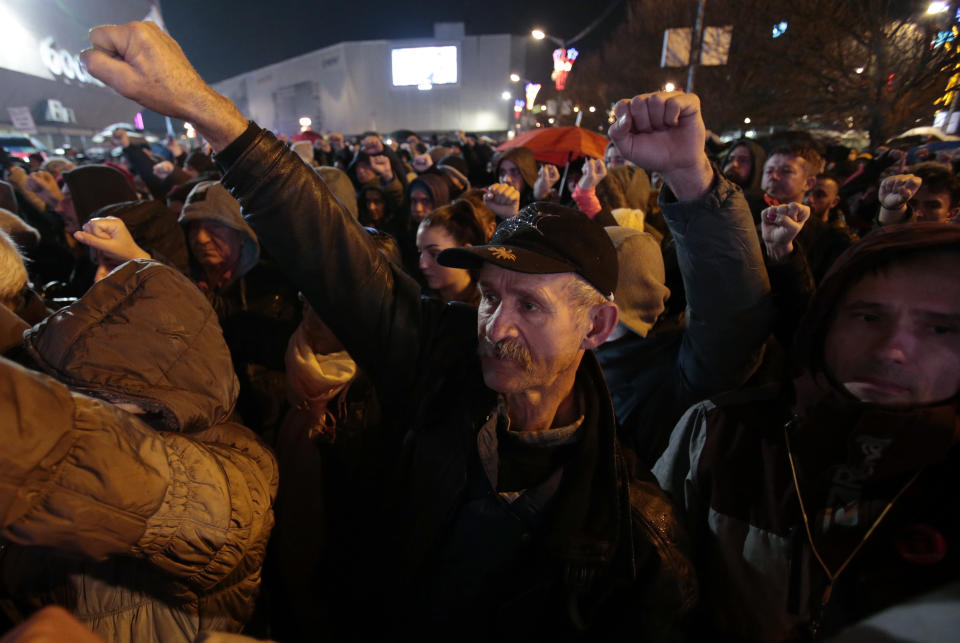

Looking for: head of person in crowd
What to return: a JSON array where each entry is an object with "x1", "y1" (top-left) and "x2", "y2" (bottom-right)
[
  {"x1": 437, "y1": 154, "x2": 471, "y2": 199},
  {"x1": 438, "y1": 203, "x2": 620, "y2": 395},
  {"x1": 179, "y1": 181, "x2": 260, "y2": 292},
  {"x1": 804, "y1": 172, "x2": 842, "y2": 222},
  {"x1": 797, "y1": 223, "x2": 960, "y2": 407},
  {"x1": 910, "y1": 162, "x2": 960, "y2": 223},
  {"x1": 761, "y1": 143, "x2": 823, "y2": 205},
  {"x1": 721, "y1": 139, "x2": 767, "y2": 192},
  {"x1": 28, "y1": 153, "x2": 44, "y2": 172},
  {"x1": 89, "y1": 200, "x2": 191, "y2": 277},
  {"x1": 603, "y1": 226, "x2": 670, "y2": 342},
  {"x1": 597, "y1": 165, "x2": 651, "y2": 213},
  {"x1": 494, "y1": 146, "x2": 537, "y2": 203},
  {"x1": 605, "y1": 141, "x2": 634, "y2": 170},
  {"x1": 0, "y1": 229, "x2": 29, "y2": 313},
  {"x1": 407, "y1": 172, "x2": 452, "y2": 223},
  {"x1": 62, "y1": 165, "x2": 138, "y2": 227},
  {"x1": 358, "y1": 184, "x2": 389, "y2": 226},
  {"x1": 455, "y1": 188, "x2": 498, "y2": 240},
  {"x1": 185, "y1": 150, "x2": 215, "y2": 177},
  {"x1": 0, "y1": 207, "x2": 40, "y2": 250},
  {"x1": 316, "y1": 166, "x2": 359, "y2": 220},
  {"x1": 165, "y1": 176, "x2": 209, "y2": 216},
  {"x1": 41, "y1": 158, "x2": 75, "y2": 183},
  {"x1": 416, "y1": 200, "x2": 488, "y2": 304},
  {"x1": 347, "y1": 150, "x2": 379, "y2": 189}
]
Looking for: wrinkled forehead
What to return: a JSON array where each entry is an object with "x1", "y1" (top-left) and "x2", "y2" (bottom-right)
[{"x1": 477, "y1": 263, "x2": 573, "y2": 294}]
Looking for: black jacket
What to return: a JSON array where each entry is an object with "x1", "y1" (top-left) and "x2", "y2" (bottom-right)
[{"x1": 218, "y1": 125, "x2": 696, "y2": 639}]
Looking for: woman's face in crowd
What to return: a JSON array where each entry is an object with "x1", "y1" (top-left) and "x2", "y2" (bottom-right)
[
  {"x1": 355, "y1": 162, "x2": 377, "y2": 184},
  {"x1": 364, "y1": 191, "x2": 386, "y2": 221},
  {"x1": 410, "y1": 187, "x2": 434, "y2": 221},
  {"x1": 417, "y1": 223, "x2": 472, "y2": 299}
]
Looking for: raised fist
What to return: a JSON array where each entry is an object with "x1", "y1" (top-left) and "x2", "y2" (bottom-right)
[
  {"x1": 608, "y1": 91, "x2": 712, "y2": 200},
  {"x1": 761, "y1": 202, "x2": 810, "y2": 261},
  {"x1": 483, "y1": 183, "x2": 521, "y2": 219},
  {"x1": 533, "y1": 164, "x2": 560, "y2": 199},
  {"x1": 369, "y1": 154, "x2": 393, "y2": 180},
  {"x1": 578, "y1": 158, "x2": 607, "y2": 191},
  {"x1": 412, "y1": 154, "x2": 433, "y2": 173},
  {"x1": 878, "y1": 173, "x2": 921, "y2": 211}
]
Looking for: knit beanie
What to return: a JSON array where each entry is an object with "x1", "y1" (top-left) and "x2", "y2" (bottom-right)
[{"x1": 605, "y1": 226, "x2": 670, "y2": 337}]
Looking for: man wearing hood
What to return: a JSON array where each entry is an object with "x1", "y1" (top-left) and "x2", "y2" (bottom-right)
[
  {"x1": 0, "y1": 259, "x2": 277, "y2": 641},
  {"x1": 494, "y1": 146, "x2": 538, "y2": 208},
  {"x1": 720, "y1": 139, "x2": 767, "y2": 220},
  {"x1": 654, "y1": 223, "x2": 960, "y2": 640}
]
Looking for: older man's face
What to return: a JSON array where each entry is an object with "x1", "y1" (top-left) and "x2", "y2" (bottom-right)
[
  {"x1": 824, "y1": 253, "x2": 960, "y2": 405},
  {"x1": 189, "y1": 220, "x2": 243, "y2": 271},
  {"x1": 476, "y1": 264, "x2": 590, "y2": 395}
]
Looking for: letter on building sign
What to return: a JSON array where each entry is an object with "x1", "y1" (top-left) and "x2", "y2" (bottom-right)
[
  {"x1": 45, "y1": 99, "x2": 76, "y2": 124},
  {"x1": 40, "y1": 37, "x2": 104, "y2": 86}
]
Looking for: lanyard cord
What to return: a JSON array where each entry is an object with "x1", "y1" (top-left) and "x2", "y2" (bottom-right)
[{"x1": 782, "y1": 422, "x2": 922, "y2": 611}]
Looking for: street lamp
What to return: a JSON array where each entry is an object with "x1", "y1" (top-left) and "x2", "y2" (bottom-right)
[
  {"x1": 501, "y1": 91, "x2": 512, "y2": 100},
  {"x1": 743, "y1": 116, "x2": 751, "y2": 124},
  {"x1": 664, "y1": 81, "x2": 677, "y2": 92},
  {"x1": 531, "y1": 28, "x2": 546, "y2": 40},
  {"x1": 588, "y1": 105, "x2": 597, "y2": 113},
  {"x1": 510, "y1": 73, "x2": 520, "y2": 82},
  {"x1": 927, "y1": 1, "x2": 949, "y2": 14}
]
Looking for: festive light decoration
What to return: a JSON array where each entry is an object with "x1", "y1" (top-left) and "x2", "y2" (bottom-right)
[
  {"x1": 525, "y1": 82, "x2": 542, "y2": 111},
  {"x1": 551, "y1": 48, "x2": 579, "y2": 90},
  {"x1": 514, "y1": 99, "x2": 525, "y2": 119}
]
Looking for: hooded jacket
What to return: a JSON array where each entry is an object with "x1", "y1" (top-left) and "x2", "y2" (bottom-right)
[
  {"x1": 654, "y1": 223, "x2": 960, "y2": 641},
  {"x1": 0, "y1": 260, "x2": 277, "y2": 642},
  {"x1": 179, "y1": 181, "x2": 260, "y2": 281},
  {"x1": 720, "y1": 139, "x2": 767, "y2": 220},
  {"x1": 213, "y1": 124, "x2": 697, "y2": 640},
  {"x1": 494, "y1": 146, "x2": 537, "y2": 207}
]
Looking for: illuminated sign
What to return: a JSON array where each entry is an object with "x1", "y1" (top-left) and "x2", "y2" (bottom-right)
[
  {"x1": 391, "y1": 46, "x2": 458, "y2": 87},
  {"x1": 40, "y1": 38, "x2": 103, "y2": 86},
  {"x1": 514, "y1": 99, "x2": 524, "y2": 119},
  {"x1": 551, "y1": 48, "x2": 579, "y2": 90}
]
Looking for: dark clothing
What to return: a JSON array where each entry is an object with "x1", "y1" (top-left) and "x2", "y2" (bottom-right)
[
  {"x1": 217, "y1": 124, "x2": 696, "y2": 640},
  {"x1": 596, "y1": 170, "x2": 771, "y2": 466},
  {"x1": 720, "y1": 139, "x2": 768, "y2": 221},
  {"x1": 655, "y1": 223, "x2": 960, "y2": 641},
  {"x1": 795, "y1": 216, "x2": 857, "y2": 285}
]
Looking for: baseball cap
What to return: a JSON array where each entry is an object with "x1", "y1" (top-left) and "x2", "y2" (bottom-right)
[{"x1": 438, "y1": 202, "x2": 618, "y2": 298}]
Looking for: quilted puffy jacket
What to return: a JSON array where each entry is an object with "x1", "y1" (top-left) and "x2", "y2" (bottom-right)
[{"x1": 0, "y1": 260, "x2": 278, "y2": 642}]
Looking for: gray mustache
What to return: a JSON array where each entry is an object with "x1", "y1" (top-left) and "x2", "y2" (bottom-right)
[{"x1": 478, "y1": 337, "x2": 532, "y2": 369}]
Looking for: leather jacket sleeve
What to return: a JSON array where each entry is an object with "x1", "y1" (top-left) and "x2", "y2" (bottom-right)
[{"x1": 219, "y1": 127, "x2": 425, "y2": 400}]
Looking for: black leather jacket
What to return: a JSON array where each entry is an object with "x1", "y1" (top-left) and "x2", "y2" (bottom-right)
[{"x1": 218, "y1": 125, "x2": 697, "y2": 639}]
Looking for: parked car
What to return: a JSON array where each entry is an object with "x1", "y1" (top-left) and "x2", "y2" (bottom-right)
[{"x1": 0, "y1": 133, "x2": 49, "y2": 162}]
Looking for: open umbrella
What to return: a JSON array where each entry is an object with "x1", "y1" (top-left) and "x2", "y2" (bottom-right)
[{"x1": 496, "y1": 126, "x2": 609, "y2": 166}]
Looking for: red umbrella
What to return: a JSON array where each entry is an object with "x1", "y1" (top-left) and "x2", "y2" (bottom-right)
[
  {"x1": 293, "y1": 129, "x2": 323, "y2": 143},
  {"x1": 496, "y1": 126, "x2": 609, "y2": 166}
]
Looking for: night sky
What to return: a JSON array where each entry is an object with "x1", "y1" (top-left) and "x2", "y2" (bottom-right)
[{"x1": 160, "y1": 0, "x2": 626, "y2": 85}]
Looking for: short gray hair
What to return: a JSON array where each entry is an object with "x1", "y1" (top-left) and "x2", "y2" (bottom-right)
[
  {"x1": 564, "y1": 273, "x2": 610, "y2": 316},
  {"x1": 0, "y1": 230, "x2": 28, "y2": 307}
]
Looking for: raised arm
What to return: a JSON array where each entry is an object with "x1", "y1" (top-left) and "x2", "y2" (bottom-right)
[
  {"x1": 82, "y1": 22, "x2": 426, "y2": 392},
  {"x1": 610, "y1": 92, "x2": 772, "y2": 400}
]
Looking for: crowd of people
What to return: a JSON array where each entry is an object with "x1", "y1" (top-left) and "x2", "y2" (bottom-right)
[{"x1": 0, "y1": 19, "x2": 958, "y2": 643}]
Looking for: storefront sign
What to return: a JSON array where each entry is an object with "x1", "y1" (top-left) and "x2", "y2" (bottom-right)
[
  {"x1": 7, "y1": 106, "x2": 37, "y2": 133},
  {"x1": 40, "y1": 38, "x2": 103, "y2": 86}
]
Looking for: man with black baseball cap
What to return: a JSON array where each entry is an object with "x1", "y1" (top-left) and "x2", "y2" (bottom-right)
[{"x1": 81, "y1": 22, "x2": 710, "y2": 639}]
